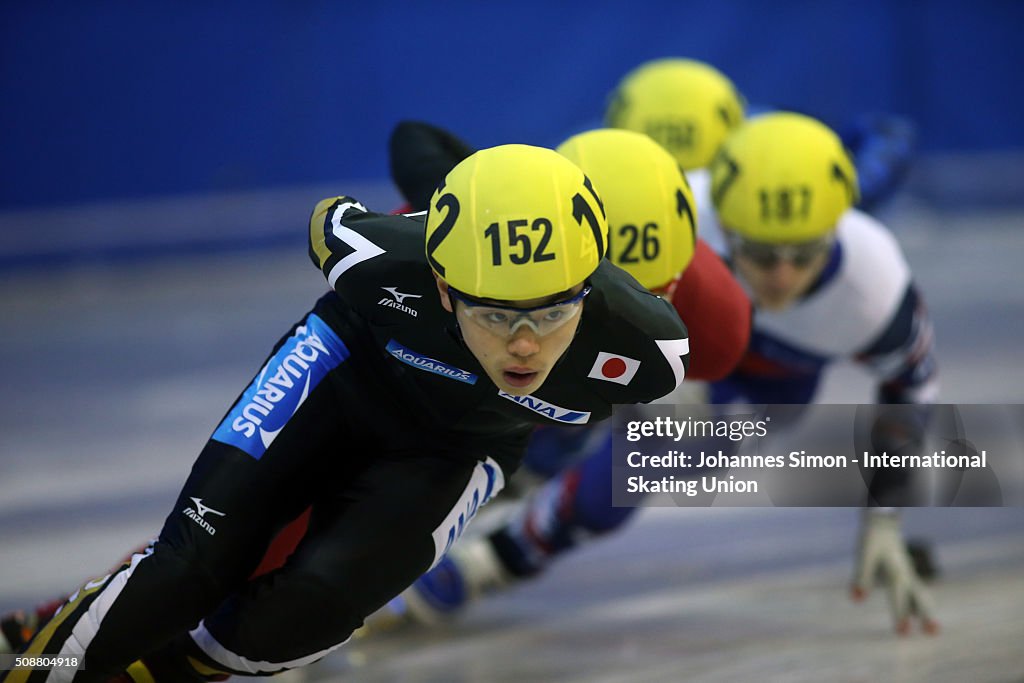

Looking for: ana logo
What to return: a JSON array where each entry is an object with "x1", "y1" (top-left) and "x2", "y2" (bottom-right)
[
  {"x1": 378, "y1": 287, "x2": 422, "y2": 317},
  {"x1": 498, "y1": 391, "x2": 591, "y2": 424},
  {"x1": 587, "y1": 352, "x2": 642, "y2": 386},
  {"x1": 386, "y1": 339, "x2": 478, "y2": 384},
  {"x1": 212, "y1": 313, "x2": 350, "y2": 459},
  {"x1": 183, "y1": 497, "x2": 226, "y2": 536}
]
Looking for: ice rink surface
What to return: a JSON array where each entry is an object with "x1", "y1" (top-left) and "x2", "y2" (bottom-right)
[{"x1": 1, "y1": 203, "x2": 1022, "y2": 682}]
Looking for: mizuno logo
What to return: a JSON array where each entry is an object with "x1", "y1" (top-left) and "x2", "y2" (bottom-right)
[
  {"x1": 183, "y1": 498, "x2": 226, "y2": 536},
  {"x1": 382, "y1": 287, "x2": 422, "y2": 304},
  {"x1": 378, "y1": 287, "x2": 422, "y2": 317},
  {"x1": 190, "y1": 497, "x2": 226, "y2": 519},
  {"x1": 497, "y1": 391, "x2": 591, "y2": 424},
  {"x1": 386, "y1": 339, "x2": 478, "y2": 384}
]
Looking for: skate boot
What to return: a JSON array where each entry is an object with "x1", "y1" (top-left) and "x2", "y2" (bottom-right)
[
  {"x1": 400, "y1": 536, "x2": 513, "y2": 625},
  {"x1": 356, "y1": 535, "x2": 514, "y2": 638}
]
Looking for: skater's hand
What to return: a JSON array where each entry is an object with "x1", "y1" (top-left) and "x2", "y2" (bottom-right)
[{"x1": 850, "y1": 509, "x2": 939, "y2": 635}]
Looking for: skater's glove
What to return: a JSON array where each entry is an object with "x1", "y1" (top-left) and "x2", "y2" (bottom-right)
[{"x1": 850, "y1": 509, "x2": 939, "y2": 635}]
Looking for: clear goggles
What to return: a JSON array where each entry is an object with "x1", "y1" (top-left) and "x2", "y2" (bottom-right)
[
  {"x1": 727, "y1": 232, "x2": 834, "y2": 270},
  {"x1": 450, "y1": 286, "x2": 591, "y2": 337}
]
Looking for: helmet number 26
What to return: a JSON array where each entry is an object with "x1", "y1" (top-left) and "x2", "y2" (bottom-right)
[
  {"x1": 484, "y1": 219, "x2": 556, "y2": 266},
  {"x1": 612, "y1": 223, "x2": 660, "y2": 263}
]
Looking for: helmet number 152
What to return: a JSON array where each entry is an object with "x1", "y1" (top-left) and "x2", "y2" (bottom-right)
[{"x1": 484, "y1": 219, "x2": 556, "y2": 266}]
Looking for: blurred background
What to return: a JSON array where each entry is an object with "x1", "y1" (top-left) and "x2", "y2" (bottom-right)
[
  {"x1": 2, "y1": 1, "x2": 1022, "y2": 264},
  {"x1": 1, "y1": 2, "x2": 1022, "y2": 681}
]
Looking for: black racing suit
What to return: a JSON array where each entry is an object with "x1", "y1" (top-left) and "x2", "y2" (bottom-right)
[{"x1": 8, "y1": 198, "x2": 689, "y2": 682}]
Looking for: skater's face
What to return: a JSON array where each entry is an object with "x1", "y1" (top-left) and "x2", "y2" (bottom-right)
[
  {"x1": 727, "y1": 232, "x2": 833, "y2": 311},
  {"x1": 436, "y1": 276, "x2": 585, "y2": 395}
]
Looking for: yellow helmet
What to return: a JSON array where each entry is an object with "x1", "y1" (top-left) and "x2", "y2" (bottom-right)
[
  {"x1": 557, "y1": 129, "x2": 696, "y2": 290},
  {"x1": 425, "y1": 144, "x2": 608, "y2": 301},
  {"x1": 710, "y1": 112, "x2": 859, "y2": 243},
  {"x1": 605, "y1": 58, "x2": 745, "y2": 171}
]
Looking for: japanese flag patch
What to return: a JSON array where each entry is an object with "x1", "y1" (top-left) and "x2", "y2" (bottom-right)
[{"x1": 588, "y1": 352, "x2": 641, "y2": 385}]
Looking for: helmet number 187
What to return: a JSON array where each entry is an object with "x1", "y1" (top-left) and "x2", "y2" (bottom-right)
[{"x1": 758, "y1": 185, "x2": 812, "y2": 222}]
